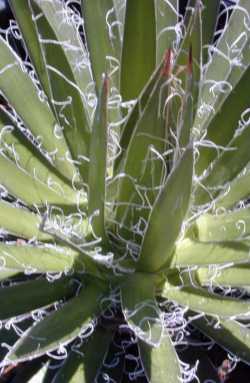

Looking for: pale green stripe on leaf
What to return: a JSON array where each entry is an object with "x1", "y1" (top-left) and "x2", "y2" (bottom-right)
[
  {"x1": 0, "y1": 36, "x2": 75, "y2": 180},
  {"x1": 121, "y1": 273, "x2": 163, "y2": 346},
  {"x1": 0, "y1": 277, "x2": 75, "y2": 320},
  {"x1": 170, "y1": 239, "x2": 250, "y2": 267},
  {"x1": 192, "y1": 316, "x2": 250, "y2": 364},
  {"x1": 138, "y1": 147, "x2": 193, "y2": 272},
  {"x1": 120, "y1": 0, "x2": 156, "y2": 101},
  {"x1": 138, "y1": 333, "x2": 181, "y2": 383},
  {"x1": 4, "y1": 282, "x2": 105, "y2": 365},
  {"x1": 163, "y1": 280, "x2": 250, "y2": 319}
]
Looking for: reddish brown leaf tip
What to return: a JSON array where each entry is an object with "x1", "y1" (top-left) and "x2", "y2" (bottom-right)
[
  {"x1": 187, "y1": 45, "x2": 193, "y2": 75},
  {"x1": 103, "y1": 73, "x2": 110, "y2": 96},
  {"x1": 161, "y1": 48, "x2": 173, "y2": 77}
]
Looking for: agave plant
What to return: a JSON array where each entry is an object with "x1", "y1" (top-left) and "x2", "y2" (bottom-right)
[{"x1": 0, "y1": 0, "x2": 250, "y2": 381}]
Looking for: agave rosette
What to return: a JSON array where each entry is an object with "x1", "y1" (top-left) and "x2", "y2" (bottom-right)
[{"x1": 0, "y1": 0, "x2": 250, "y2": 381}]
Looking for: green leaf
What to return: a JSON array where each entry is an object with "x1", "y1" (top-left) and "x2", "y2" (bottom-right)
[
  {"x1": 215, "y1": 164, "x2": 250, "y2": 209},
  {"x1": 115, "y1": 53, "x2": 172, "y2": 241},
  {"x1": 53, "y1": 328, "x2": 113, "y2": 383},
  {"x1": 3, "y1": 282, "x2": 106, "y2": 365},
  {"x1": 88, "y1": 75, "x2": 108, "y2": 239},
  {"x1": 9, "y1": 0, "x2": 51, "y2": 99},
  {"x1": 120, "y1": 0, "x2": 156, "y2": 101},
  {"x1": 195, "y1": 121, "x2": 250, "y2": 205},
  {"x1": 27, "y1": 363, "x2": 49, "y2": 383},
  {"x1": 0, "y1": 36, "x2": 75, "y2": 181},
  {"x1": 82, "y1": 0, "x2": 121, "y2": 92},
  {"x1": 192, "y1": 315, "x2": 250, "y2": 364},
  {"x1": 196, "y1": 51, "x2": 250, "y2": 175},
  {"x1": 176, "y1": 0, "x2": 202, "y2": 110},
  {"x1": 121, "y1": 273, "x2": 163, "y2": 346},
  {"x1": 9, "y1": 358, "x2": 48, "y2": 383},
  {"x1": 0, "y1": 106, "x2": 78, "y2": 204},
  {"x1": 170, "y1": 239, "x2": 250, "y2": 267},
  {"x1": 174, "y1": 51, "x2": 194, "y2": 157},
  {"x1": 0, "y1": 200, "x2": 52, "y2": 240},
  {"x1": 194, "y1": 208, "x2": 250, "y2": 242},
  {"x1": 0, "y1": 243, "x2": 82, "y2": 273},
  {"x1": 138, "y1": 333, "x2": 181, "y2": 383},
  {"x1": 196, "y1": 265, "x2": 250, "y2": 288},
  {"x1": 194, "y1": 0, "x2": 250, "y2": 133},
  {"x1": 0, "y1": 154, "x2": 79, "y2": 207},
  {"x1": 31, "y1": 0, "x2": 92, "y2": 179},
  {"x1": 115, "y1": 53, "x2": 168, "y2": 170},
  {"x1": 137, "y1": 146, "x2": 193, "y2": 272},
  {"x1": 154, "y1": 0, "x2": 178, "y2": 65},
  {"x1": 0, "y1": 269, "x2": 19, "y2": 281},
  {"x1": 0, "y1": 277, "x2": 75, "y2": 320},
  {"x1": 201, "y1": 0, "x2": 220, "y2": 64},
  {"x1": 98, "y1": 333, "x2": 124, "y2": 383},
  {"x1": 163, "y1": 279, "x2": 250, "y2": 319}
]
